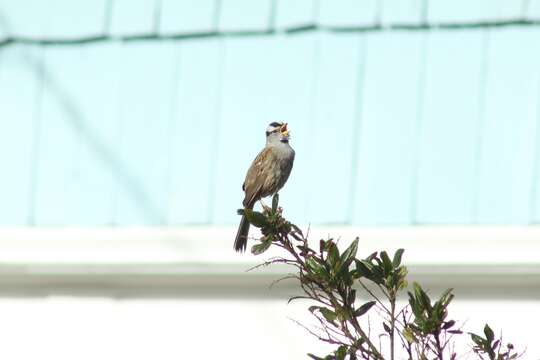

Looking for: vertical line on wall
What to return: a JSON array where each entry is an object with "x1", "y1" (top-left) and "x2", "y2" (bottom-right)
[
  {"x1": 164, "y1": 46, "x2": 182, "y2": 226},
  {"x1": 308, "y1": 1, "x2": 321, "y2": 221},
  {"x1": 27, "y1": 46, "x2": 45, "y2": 226},
  {"x1": 153, "y1": 0, "x2": 163, "y2": 35},
  {"x1": 303, "y1": 33, "x2": 321, "y2": 221},
  {"x1": 204, "y1": 0, "x2": 222, "y2": 223},
  {"x1": 409, "y1": 33, "x2": 428, "y2": 224},
  {"x1": 312, "y1": 0, "x2": 321, "y2": 24},
  {"x1": 347, "y1": 35, "x2": 367, "y2": 225},
  {"x1": 103, "y1": 0, "x2": 114, "y2": 35},
  {"x1": 421, "y1": 0, "x2": 429, "y2": 25},
  {"x1": 268, "y1": 0, "x2": 278, "y2": 32},
  {"x1": 471, "y1": 30, "x2": 490, "y2": 223},
  {"x1": 111, "y1": 43, "x2": 125, "y2": 225},
  {"x1": 213, "y1": 0, "x2": 223, "y2": 31},
  {"x1": 107, "y1": 60, "x2": 121, "y2": 226},
  {"x1": 207, "y1": 40, "x2": 226, "y2": 224},
  {"x1": 375, "y1": 0, "x2": 383, "y2": 26},
  {"x1": 528, "y1": 56, "x2": 540, "y2": 223},
  {"x1": 522, "y1": 0, "x2": 532, "y2": 18}
]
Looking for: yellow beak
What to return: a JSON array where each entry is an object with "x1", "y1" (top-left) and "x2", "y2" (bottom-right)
[{"x1": 280, "y1": 123, "x2": 289, "y2": 137}]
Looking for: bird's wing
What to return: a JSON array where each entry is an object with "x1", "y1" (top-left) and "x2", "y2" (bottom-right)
[{"x1": 242, "y1": 147, "x2": 277, "y2": 207}]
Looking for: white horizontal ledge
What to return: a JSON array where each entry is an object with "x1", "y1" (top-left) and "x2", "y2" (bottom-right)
[
  {"x1": 0, "y1": 225, "x2": 538, "y2": 298},
  {"x1": 0, "y1": 262, "x2": 537, "y2": 299},
  {"x1": 0, "y1": 225, "x2": 538, "y2": 265}
]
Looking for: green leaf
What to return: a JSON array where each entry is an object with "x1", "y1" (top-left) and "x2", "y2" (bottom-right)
[
  {"x1": 243, "y1": 209, "x2": 268, "y2": 228},
  {"x1": 484, "y1": 324, "x2": 495, "y2": 343},
  {"x1": 272, "y1": 193, "x2": 279, "y2": 213},
  {"x1": 470, "y1": 333, "x2": 487, "y2": 347},
  {"x1": 442, "y1": 320, "x2": 456, "y2": 330},
  {"x1": 335, "y1": 346, "x2": 347, "y2": 360},
  {"x1": 439, "y1": 288, "x2": 455, "y2": 307},
  {"x1": 392, "y1": 248, "x2": 405, "y2": 267},
  {"x1": 336, "y1": 239, "x2": 359, "y2": 280},
  {"x1": 307, "y1": 354, "x2": 326, "y2": 360},
  {"x1": 408, "y1": 292, "x2": 423, "y2": 319},
  {"x1": 414, "y1": 282, "x2": 432, "y2": 312},
  {"x1": 398, "y1": 266, "x2": 409, "y2": 278},
  {"x1": 290, "y1": 223, "x2": 304, "y2": 236},
  {"x1": 403, "y1": 327, "x2": 416, "y2": 343},
  {"x1": 340, "y1": 238, "x2": 359, "y2": 266},
  {"x1": 335, "y1": 308, "x2": 349, "y2": 322},
  {"x1": 355, "y1": 259, "x2": 384, "y2": 284},
  {"x1": 432, "y1": 300, "x2": 443, "y2": 322},
  {"x1": 319, "y1": 240, "x2": 326, "y2": 253},
  {"x1": 328, "y1": 242, "x2": 339, "y2": 261},
  {"x1": 346, "y1": 289, "x2": 356, "y2": 306},
  {"x1": 306, "y1": 257, "x2": 324, "y2": 276},
  {"x1": 354, "y1": 301, "x2": 376, "y2": 317},
  {"x1": 354, "y1": 260, "x2": 372, "y2": 278},
  {"x1": 397, "y1": 278, "x2": 408, "y2": 291},
  {"x1": 251, "y1": 237, "x2": 272, "y2": 255},
  {"x1": 380, "y1": 251, "x2": 393, "y2": 273},
  {"x1": 327, "y1": 243, "x2": 340, "y2": 271},
  {"x1": 296, "y1": 244, "x2": 310, "y2": 255},
  {"x1": 237, "y1": 208, "x2": 245, "y2": 215},
  {"x1": 320, "y1": 308, "x2": 337, "y2": 324},
  {"x1": 386, "y1": 274, "x2": 395, "y2": 289},
  {"x1": 366, "y1": 252, "x2": 378, "y2": 261}
]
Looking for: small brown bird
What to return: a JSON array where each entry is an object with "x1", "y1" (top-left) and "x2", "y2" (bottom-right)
[{"x1": 234, "y1": 122, "x2": 295, "y2": 252}]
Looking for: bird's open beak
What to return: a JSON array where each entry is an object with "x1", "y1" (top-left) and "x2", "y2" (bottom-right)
[{"x1": 280, "y1": 123, "x2": 290, "y2": 138}]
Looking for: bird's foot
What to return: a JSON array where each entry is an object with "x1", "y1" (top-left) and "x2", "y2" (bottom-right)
[{"x1": 259, "y1": 200, "x2": 272, "y2": 213}]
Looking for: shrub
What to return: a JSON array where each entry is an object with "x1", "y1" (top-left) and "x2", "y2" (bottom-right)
[{"x1": 239, "y1": 195, "x2": 522, "y2": 360}]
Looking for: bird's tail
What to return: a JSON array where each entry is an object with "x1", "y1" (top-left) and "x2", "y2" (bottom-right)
[{"x1": 234, "y1": 204, "x2": 253, "y2": 252}]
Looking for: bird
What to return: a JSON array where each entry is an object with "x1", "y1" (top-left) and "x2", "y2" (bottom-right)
[{"x1": 234, "y1": 121, "x2": 295, "y2": 252}]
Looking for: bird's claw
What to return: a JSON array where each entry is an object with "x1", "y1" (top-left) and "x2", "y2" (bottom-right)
[{"x1": 258, "y1": 200, "x2": 271, "y2": 213}]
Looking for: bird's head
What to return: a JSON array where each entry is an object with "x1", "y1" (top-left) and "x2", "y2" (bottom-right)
[{"x1": 266, "y1": 121, "x2": 290, "y2": 143}]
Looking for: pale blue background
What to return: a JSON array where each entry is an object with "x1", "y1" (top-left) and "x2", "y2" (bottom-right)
[{"x1": 1, "y1": 0, "x2": 540, "y2": 226}]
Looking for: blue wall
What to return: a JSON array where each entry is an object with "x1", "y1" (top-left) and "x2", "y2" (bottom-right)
[{"x1": 1, "y1": 1, "x2": 540, "y2": 226}]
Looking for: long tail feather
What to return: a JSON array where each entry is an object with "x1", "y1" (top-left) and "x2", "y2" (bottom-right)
[{"x1": 234, "y1": 214, "x2": 250, "y2": 252}]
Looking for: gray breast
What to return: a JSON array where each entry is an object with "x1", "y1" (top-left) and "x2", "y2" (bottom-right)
[{"x1": 274, "y1": 144, "x2": 295, "y2": 191}]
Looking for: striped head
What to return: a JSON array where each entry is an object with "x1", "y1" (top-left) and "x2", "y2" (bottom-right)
[{"x1": 265, "y1": 121, "x2": 290, "y2": 144}]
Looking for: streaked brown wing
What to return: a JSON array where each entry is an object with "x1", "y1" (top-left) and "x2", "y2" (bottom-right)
[{"x1": 242, "y1": 147, "x2": 276, "y2": 207}]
